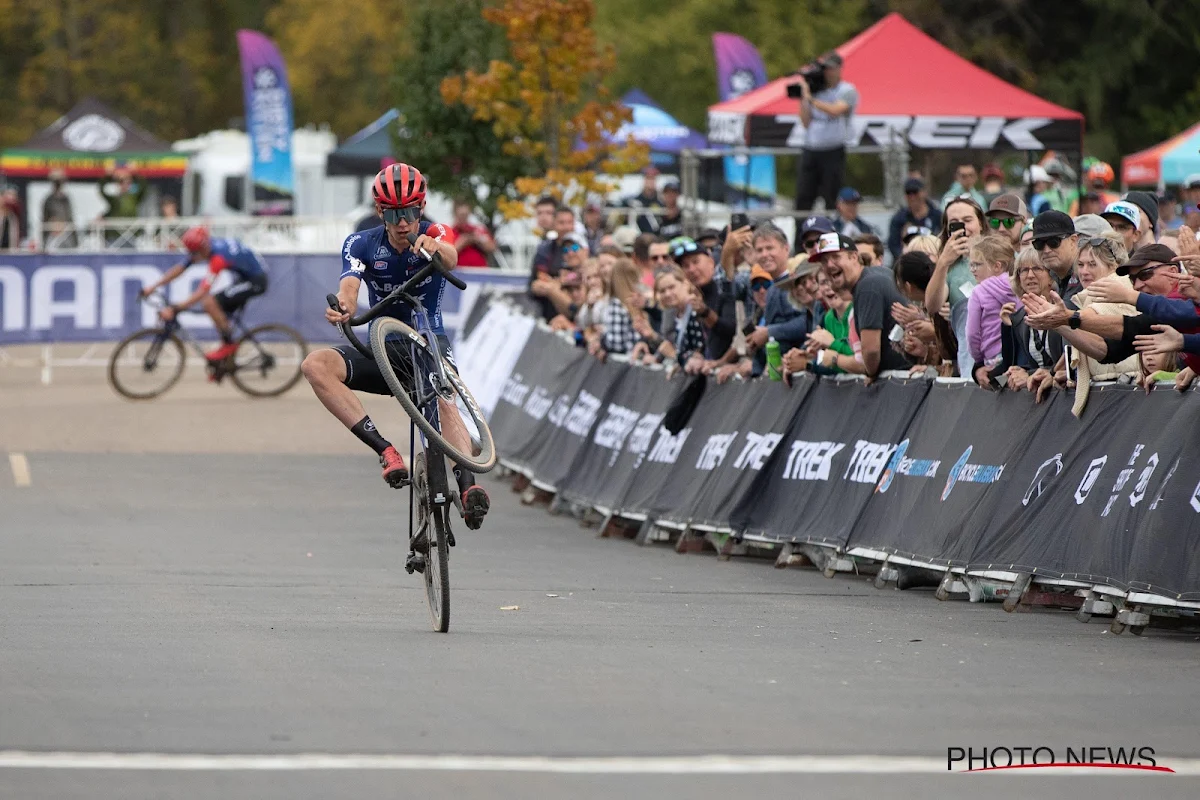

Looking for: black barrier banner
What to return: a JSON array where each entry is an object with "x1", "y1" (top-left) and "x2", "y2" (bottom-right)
[
  {"x1": 555, "y1": 365, "x2": 681, "y2": 512},
  {"x1": 729, "y1": 379, "x2": 929, "y2": 547},
  {"x1": 523, "y1": 356, "x2": 630, "y2": 491},
  {"x1": 967, "y1": 385, "x2": 1198, "y2": 595},
  {"x1": 488, "y1": 327, "x2": 591, "y2": 475},
  {"x1": 847, "y1": 382, "x2": 1057, "y2": 566},
  {"x1": 662, "y1": 377, "x2": 814, "y2": 530}
]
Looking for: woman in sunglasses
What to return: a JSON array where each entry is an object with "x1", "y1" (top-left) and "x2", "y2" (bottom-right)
[{"x1": 1065, "y1": 232, "x2": 1139, "y2": 415}]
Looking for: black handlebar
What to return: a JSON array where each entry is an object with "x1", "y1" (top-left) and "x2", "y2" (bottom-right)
[{"x1": 326, "y1": 233, "x2": 466, "y2": 327}]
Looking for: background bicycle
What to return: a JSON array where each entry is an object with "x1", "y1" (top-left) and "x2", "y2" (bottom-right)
[{"x1": 107, "y1": 293, "x2": 308, "y2": 400}]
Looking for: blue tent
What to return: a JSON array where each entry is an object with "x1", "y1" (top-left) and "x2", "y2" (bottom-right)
[{"x1": 609, "y1": 89, "x2": 708, "y2": 167}]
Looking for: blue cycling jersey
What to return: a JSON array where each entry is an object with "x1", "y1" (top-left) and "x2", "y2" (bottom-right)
[
  {"x1": 198, "y1": 238, "x2": 268, "y2": 282},
  {"x1": 340, "y1": 221, "x2": 451, "y2": 335}
]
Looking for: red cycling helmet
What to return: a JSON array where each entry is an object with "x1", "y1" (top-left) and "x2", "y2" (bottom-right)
[
  {"x1": 1086, "y1": 161, "x2": 1114, "y2": 186},
  {"x1": 181, "y1": 226, "x2": 210, "y2": 253},
  {"x1": 372, "y1": 163, "x2": 427, "y2": 209}
]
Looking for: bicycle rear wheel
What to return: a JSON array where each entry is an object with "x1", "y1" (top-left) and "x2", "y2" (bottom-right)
[
  {"x1": 230, "y1": 323, "x2": 308, "y2": 397},
  {"x1": 369, "y1": 316, "x2": 496, "y2": 473},
  {"x1": 413, "y1": 452, "x2": 450, "y2": 632},
  {"x1": 108, "y1": 328, "x2": 186, "y2": 399}
]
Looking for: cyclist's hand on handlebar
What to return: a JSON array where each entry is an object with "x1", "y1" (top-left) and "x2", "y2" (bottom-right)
[
  {"x1": 159, "y1": 306, "x2": 177, "y2": 322},
  {"x1": 326, "y1": 295, "x2": 355, "y2": 325},
  {"x1": 412, "y1": 234, "x2": 440, "y2": 260}
]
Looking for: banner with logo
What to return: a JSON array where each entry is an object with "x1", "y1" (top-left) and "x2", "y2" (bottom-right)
[
  {"x1": 712, "y1": 33, "x2": 776, "y2": 207},
  {"x1": 0, "y1": 254, "x2": 529, "y2": 346},
  {"x1": 237, "y1": 30, "x2": 296, "y2": 216}
]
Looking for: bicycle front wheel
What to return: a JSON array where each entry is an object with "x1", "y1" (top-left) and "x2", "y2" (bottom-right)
[
  {"x1": 413, "y1": 452, "x2": 450, "y2": 632},
  {"x1": 369, "y1": 316, "x2": 496, "y2": 473},
  {"x1": 231, "y1": 324, "x2": 308, "y2": 397},
  {"x1": 108, "y1": 328, "x2": 186, "y2": 400}
]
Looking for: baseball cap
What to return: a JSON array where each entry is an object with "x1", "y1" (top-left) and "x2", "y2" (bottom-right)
[
  {"x1": 903, "y1": 177, "x2": 925, "y2": 194},
  {"x1": 819, "y1": 52, "x2": 844, "y2": 67},
  {"x1": 662, "y1": 180, "x2": 681, "y2": 193},
  {"x1": 1031, "y1": 210, "x2": 1075, "y2": 240},
  {"x1": 1072, "y1": 214, "x2": 1113, "y2": 238},
  {"x1": 1101, "y1": 201, "x2": 1141, "y2": 230},
  {"x1": 837, "y1": 186, "x2": 862, "y2": 203},
  {"x1": 1024, "y1": 165, "x2": 1051, "y2": 184},
  {"x1": 986, "y1": 193, "x2": 1029, "y2": 218},
  {"x1": 813, "y1": 232, "x2": 856, "y2": 259},
  {"x1": 799, "y1": 215, "x2": 835, "y2": 238},
  {"x1": 697, "y1": 227, "x2": 722, "y2": 244},
  {"x1": 1123, "y1": 190, "x2": 1159, "y2": 231},
  {"x1": 902, "y1": 225, "x2": 932, "y2": 243},
  {"x1": 1185, "y1": 174, "x2": 1200, "y2": 190},
  {"x1": 749, "y1": 265, "x2": 774, "y2": 284},
  {"x1": 670, "y1": 238, "x2": 710, "y2": 263},
  {"x1": 612, "y1": 225, "x2": 638, "y2": 254},
  {"x1": 1116, "y1": 244, "x2": 1180, "y2": 277}
]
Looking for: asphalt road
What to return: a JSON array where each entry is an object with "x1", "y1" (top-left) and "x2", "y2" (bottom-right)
[{"x1": 4, "y1": 448, "x2": 1200, "y2": 798}]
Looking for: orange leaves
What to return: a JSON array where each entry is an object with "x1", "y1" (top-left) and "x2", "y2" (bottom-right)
[{"x1": 441, "y1": 0, "x2": 647, "y2": 219}]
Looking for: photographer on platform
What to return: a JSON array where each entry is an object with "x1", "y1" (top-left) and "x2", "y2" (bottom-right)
[{"x1": 791, "y1": 52, "x2": 859, "y2": 213}]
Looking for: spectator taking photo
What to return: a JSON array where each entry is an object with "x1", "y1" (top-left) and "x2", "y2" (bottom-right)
[{"x1": 793, "y1": 52, "x2": 859, "y2": 213}]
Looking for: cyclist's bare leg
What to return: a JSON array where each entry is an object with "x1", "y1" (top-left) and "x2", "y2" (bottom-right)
[
  {"x1": 302, "y1": 349, "x2": 368, "y2": 427},
  {"x1": 437, "y1": 397, "x2": 478, "y2": 460},
  {"x1": 200, "y1": 294, "x2": 232, "y2": 339}
]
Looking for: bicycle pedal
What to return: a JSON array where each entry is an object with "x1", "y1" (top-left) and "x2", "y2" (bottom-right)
[
  {"x1": 410, "y1": 531, "x2": 429, "y2": 554},
  {"x1": 405, "y1": 552, "x2": 426, "y2": 574}
]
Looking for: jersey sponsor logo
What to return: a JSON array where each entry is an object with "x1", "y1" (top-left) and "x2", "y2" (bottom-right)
[
  {"x1": 375, "y1": 246, "x2": 391, "y2": 259},
  {"x1": 342, "y1": 234, "x2": 361, "y2": 260},
  {"x1": 373, "y1": 261, "x2": 388, "y2": 270},
  {"x1": 347, "y1": 256, "x2": 366, "y2": 274}
]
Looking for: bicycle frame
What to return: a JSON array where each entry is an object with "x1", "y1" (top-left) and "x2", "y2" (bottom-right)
[{"x1": 142, "y1": 293, "x2": 268, "y2": 368}]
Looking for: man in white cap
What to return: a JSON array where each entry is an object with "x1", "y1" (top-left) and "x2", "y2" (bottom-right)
[{"x1": 1100, "y1": 200, "x2": 1142, "y2": 254}]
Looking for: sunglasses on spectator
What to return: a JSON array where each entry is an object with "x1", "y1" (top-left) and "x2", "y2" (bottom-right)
[
  {"x1": 1128, "y1": 263, "x2": 1171, "y2": 283},
  {"x1": 751, "y1": 279, "x2": 773, "y2": 291},
  {"x1": 904, "y1": 189, "x2": 920, "y2": 196},
  {"x1": 649, "y1": 253, "x2": 671, "y2": 262},
  {"x1": 381, "y1": 205, "x2": 422, "y2": 225},
  {"x1": 1032, "y1": 236, "x2": 1065, "y2": 251},
  {"x1": 988, "y1": 217, "x2": 1019, "y2": 230},
  {"x1": 1016, "y1": 265, "x2": 1048, "y2": 276},
  {"x1": 802, "y1": 237, "x2": 822, "y2": 249},
  {"x1": 1083, "y1": 236, "x2": 1117, "y2": 255},
  {"x1": 563, "y1": 242, "x2": 583, "y2": 253}
]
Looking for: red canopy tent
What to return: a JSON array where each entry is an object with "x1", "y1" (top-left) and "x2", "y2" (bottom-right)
[{"x1": 707, "y1": 13, "x2": 1083, "y2": 154}]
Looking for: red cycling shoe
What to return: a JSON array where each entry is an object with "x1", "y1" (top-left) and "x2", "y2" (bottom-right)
[
  {"x1": 205, "y1": 341, "x2": 238, "y2": 363},
  {"x1": 380, "y1": 446, "x2": 409, "y2": 489},
  {"x1": 462, "y1": 485, "x2": 489, "y2": 530}
]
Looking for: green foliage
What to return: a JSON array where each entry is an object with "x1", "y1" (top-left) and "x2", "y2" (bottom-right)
[{"x1": 392, "y1": 0, "x2": 529, "y2": 230}]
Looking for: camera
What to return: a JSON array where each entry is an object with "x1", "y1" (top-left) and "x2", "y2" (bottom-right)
[
  {"x1": 730, "y1": 212, "x2": 755, "y2": 231},
  {"x1": 786, "y1": 60, "x2": 828, "y2": 98}
]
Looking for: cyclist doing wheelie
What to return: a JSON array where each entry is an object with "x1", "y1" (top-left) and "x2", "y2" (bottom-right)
[
  {"x1": 300, "y1": 163, "x2": 490, "y2": 530},
  {"x1": 139, "y1": 226, "x2": 269, "y2": 367}
]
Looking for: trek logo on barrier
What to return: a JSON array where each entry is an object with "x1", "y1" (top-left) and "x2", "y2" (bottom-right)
[
  {"x1": 646, "y1": 428, "x2": 690, "y2": 466},
  {"x1": 782, "y1": 440, "x2": 845, "y2": 482},
  {"x1": 592, "y1": 403, "x2": 642, "y2": 466},
  {"x1": 696, "y1": 432, "x2": 739, "y2": 472}
]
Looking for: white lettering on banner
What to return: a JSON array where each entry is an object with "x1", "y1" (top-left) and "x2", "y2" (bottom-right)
[
  {"x1": 1128, "y1": 453, "x2": 1159, "y2": 509},
  {"x1": 1075, "y1": 456, "x2": 1107, "y2": 505},
  {"x1": 1150, "y1": 457, "x2": 1178, "y2": 511},
  {"x1": 499, "y1": 374, "x2": 530, "y2": 408},
  {"x1": 101, "y1": 265, "x2": 161, "y2": 328},
  {"x1": 707, "y1": 111, "x2": 747, "y2": 145},
  {"x1": 1102, "y1": 445, "x2": 1144, "y2": 517},
  {"x1": 783, "y1": 440, "x2": 845, "y2": 482},
  {"x1": 30, "y1": 266, "x2": 97, "y2": 330},
  {"x1": 563, "y1": 391, "x2": 601, "y2": 437},
  {"x1": 843, "y1": 440, "x2": 897, "y2": 485},
  {"x1": 646, "y1": 428, "x2": 690, "y2": 465},
  {"x1": 0, "y1": 266, "x2": 26, "y2": 331},
  {"x1": 628, "y1": 413, "x2": 665, "y2": 469},
  {"x1": 732, "y1": 432, "x2": 783, "y2": 471},
  {"x1": 875, "y1": 439, "x2": 941, "y2": 494},
  {"x1": 593, "y1": 404, "x2": 641, "y2": 466},
  {"x1": 907, "y1": 116, "x2": 978, "y2": 149},
  {"x1": 696, "y1": 432, "x2": 739, "y2": 472},
  {"x1": 523, "y1": 386, "x2": 553, "y2": 421},
  {"x1": 843, "y1": 115, "x2": 1053, "y2": 150},
  {"x1": 1023, "y1": 454, "x2": 1063, "y2": 507},
  {"x1": 853, "y1": 117, "x2": 911, "y2": 149},
  {"x1": 547, "y1": 395, "x2": 571, "y2": 428}
]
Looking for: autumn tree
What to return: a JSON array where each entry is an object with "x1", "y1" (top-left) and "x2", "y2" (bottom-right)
[
  {"x1": 441, "y1": 0, "x2": 648, "y2": 218},
  {"x1": 391, "y1": 0, "x2": 529, "y2": 232}
]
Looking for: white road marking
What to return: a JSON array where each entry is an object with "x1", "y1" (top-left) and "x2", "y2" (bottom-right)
[
  {"x1": 8, "y1": 453, "x2": 31, "y2": 487},
  {"x1": 0, "y1": 752, "x2": 1196, "y2": 774}
]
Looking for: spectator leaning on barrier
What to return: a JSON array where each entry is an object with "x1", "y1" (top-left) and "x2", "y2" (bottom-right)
[
  {"x1": 1024, "y1": 242, "x2": 1200, "y2": 394},
  {"x1": 985, "y1": 193, "x2": 1028, "y2": 247},
  {"x1": 942, "y1": 163, "x2": 986, "y2": 210},
  {"x1": 794, "y1": 52, "x2": 858, "y2": 213},
  {"x1": 892, "y1": 250, "x2": 956, "y2": 373},
  {"x1": 535, "y1": 233, "x2": 589, "y2": 326},
  {"x1": 965, "y1": 235, "x2": 1018, "y2": 386},
  {"x1": 831, "y1": 187, "x2": 875, "y2": 238},
  {"x1": 744, "y1": 256, "x2": 821, "y2": 379},
  {"x1": 926, "y1": 196, "x2": 985, "y2": 378},
  {"x1": 888, "y1": 177, "x2": 942, "y2": 259},
  {"x1": 588, "y1": 257, "x2": 646, "y2": 358},
  {"x1": 803, "y1": 269, "x2": 855, "y2": 375},
  {"x1": 575, "y1": 258, "x2": 610, "y2": 333},
  {"x1": 818, "y1": 232, "x2": 912, "y2": 377},
  {"x1": 532, "y1": 204, "x2": 577, "y2": 276},
  {"x1": 854, "y1": 233, "x2": 884, "y2": 267},
  {"x1": 673, "y1": 239, "x2": 738, "y2": 375},
  {"x1": 713, "y1": 263, "x2": 777, "y2": 384},
  {"x1": 995, "y1": 247, "x2": 1065, "y2": 398},
  {"x1": 632, "y1": 266, "x2": 708, "y2": 368}
]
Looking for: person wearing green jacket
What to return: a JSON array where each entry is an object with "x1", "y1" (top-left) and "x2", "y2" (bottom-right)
[
  {"x1": 807, "y1": 271, "x2": 854, "y2": 374},
  {"x1": 101, "y1": 166, "x2": 147, "y2": 219}
]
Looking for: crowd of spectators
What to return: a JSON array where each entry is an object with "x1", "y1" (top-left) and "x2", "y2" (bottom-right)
[{"x1": 525, "y1": 157, "x2": 1200, "y2": 411}]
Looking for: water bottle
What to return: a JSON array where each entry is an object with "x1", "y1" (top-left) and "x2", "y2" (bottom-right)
[{"x1": 766, "y1": 337, "x2": 782, "y2": 381}]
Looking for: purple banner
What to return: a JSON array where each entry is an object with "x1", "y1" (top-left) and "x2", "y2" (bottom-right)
[
  {"x1": 237, "y1": 30, "x2": 295, "y2": 216},
  {"x1": 712, "y1": 33, "x2": 775, "y2": 207}
]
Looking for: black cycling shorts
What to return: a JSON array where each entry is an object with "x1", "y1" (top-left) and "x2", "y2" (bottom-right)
[
  {"x1": 215, "y1": 275, "x2": 268, "y2": 315},
  {"x1": 329, "y1": 334, "x2": 455, "y2": 396}
]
